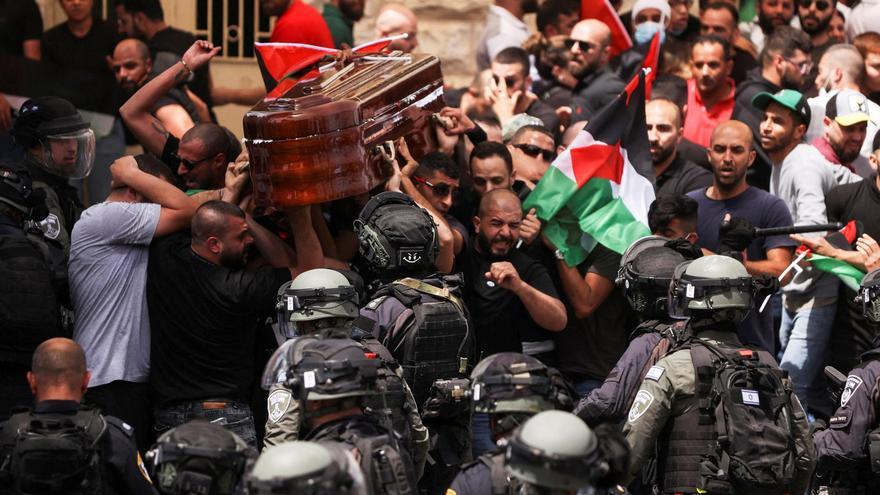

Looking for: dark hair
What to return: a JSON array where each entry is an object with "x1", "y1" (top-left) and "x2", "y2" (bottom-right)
[
  {"x1": 415, "y1": 151, "x2": 460, "y2": 180},
  {"x1": 702, "y1": 2, "x2": 739, "y2": 27},
  {"x1": 182, "y1": 123, "x2": 241, "y2": 162},
  {"x1": 761, "y1": 26, "x2": 812, "y2": 66},
  {"x1": 536, "y1": 39, "x2": 572, "y2": 80},
  {"x1": 494, "y1": 47, "x2": 531, "y2": 77},
  {"x1": 467, "y1": 109, "x2": 501, "y2": 129},
  {"x1": 536, "y1": 0, "x2": 580, "y2": 34},
  {"x1": 191, "y1": 200, "x2": 246, "y2": 243},
  {"x1": 873, "y1": 128, "x2": 880, "y2": 152},
  {"x1": 470, "y1": 141, "x2": 514, "y2": 173},
  {"x1": 133, "y1": 153, "x2": 180, "y2": 187},
  {"x1": 121, "y1": 0, "x2": 164, "y2": 21},
  {"x1": 648, "y1": 195, "x2": 698, "y2": 234},
  {"x1": 651, "y1": 74, "x2": 688, "y2": 111},
  {"x1": 692, "y1": 34, "x2": 732, "y2": 61}
]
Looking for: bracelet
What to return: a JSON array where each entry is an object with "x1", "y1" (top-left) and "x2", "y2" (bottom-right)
[{"x1": 180, "y1": 59, "x2": 192, "y2": 74}]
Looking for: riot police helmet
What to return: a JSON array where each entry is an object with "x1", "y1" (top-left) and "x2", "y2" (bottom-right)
[
  {"x1": 858, "y1": 269, "x2": 880, "y2": 325},
  {"x1": 618, "y1": 236, "x2": 687, "y2": 318},
  {"x1": 668, "y1": 255, "x2": 754, "y2": 322},
  {"x1": 146, "y1": 420, "x2": 254, "y2": 495},
  {"x1": 11, "y1": 97, "x2": 95, "y2": 179},
  {"x1": 276, "y1": 268, "x2": 360, "y2": 338},
  {"x1": 505, "y1": 410, "x2": 604, "y2": 491},
  {"x1": 246, "y1": 441, "x2": 366, "y2": 495},
  {"x1": 469, "y1": 353, "x2": 573, "y2": 415},
  {"x1": 354, "y1": 191, "x2": 439, "y2": 280}
]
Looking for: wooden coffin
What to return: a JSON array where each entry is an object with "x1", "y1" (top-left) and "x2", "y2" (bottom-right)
[{"x1": 243, "y1": 53, "x2": 445, "y2": 207}]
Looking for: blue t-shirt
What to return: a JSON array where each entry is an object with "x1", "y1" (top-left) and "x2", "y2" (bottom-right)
[{"x1": 688, "y1": 186, "x2": 796, "y2": 351}]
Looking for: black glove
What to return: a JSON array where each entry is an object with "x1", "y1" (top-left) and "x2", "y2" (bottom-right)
[
  {"x1": 664, "y1": 238, "x2": 703, "y2": 260},
  {"x1": 718, "y1": 216, "x2": 755, "y2": 253}
]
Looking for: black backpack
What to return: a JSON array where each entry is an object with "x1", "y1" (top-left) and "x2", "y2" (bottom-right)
[
  {"x1": 1, "y1": 407, "x2": 106, "y2": 495},
  {"x1": 310, "y1": 417, "x2": 416, "y2": 495},
  {"x1": 690, "y1": 341, "x2": 799, "y2": 494},
  {"x1": 367, "y1": 275, "x2": 473, "y2": 410}
]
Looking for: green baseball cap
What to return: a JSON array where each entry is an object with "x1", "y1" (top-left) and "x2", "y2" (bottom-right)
[{"x1": 752, "y1": 89, "x2": 811, "y2": 126}]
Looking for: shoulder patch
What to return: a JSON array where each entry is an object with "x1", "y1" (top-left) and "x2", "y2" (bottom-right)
[
  {"x1": 645, "y1": 366, "x2": 665, "y2": 381},
  {"x1": 841, "y1": 374, "x2": 864, "y2": 407},
  {"x1": 365, "y1": 296, "x2": 389, "y2": 311},
  {"x1": 39, "y1": 213, "x2": 61, "y2": 240},
  {"x1": 628, "y1": 390, "x2": 655, "y2": 423},
  {"x1": 829, "y1": 414, "x2": 851, "y2": 429},
  {"x1": 267, "y1": 389, "x2": 292, "y2": 423}
]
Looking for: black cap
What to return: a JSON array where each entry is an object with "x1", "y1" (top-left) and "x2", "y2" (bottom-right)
[{"x1": 11, "y1": 96, "x2": 89, "y2": 147}]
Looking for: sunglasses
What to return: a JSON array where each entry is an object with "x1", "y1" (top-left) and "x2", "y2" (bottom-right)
[
  {"x1": 564, "y1": 38, "x2": 596, "y2": 52},
  {"x1": 797, "y1": 0, "x2": 830, "y2": 9},
  {"x1": 173, "y1": 152, "x2": 214, "y2": 171},
  {"x1": 412, "y1": 175, "x2": 458, "y2": 198},
  {"x1": 514, "y1": 143, "x2": 556, "y2": 162}
]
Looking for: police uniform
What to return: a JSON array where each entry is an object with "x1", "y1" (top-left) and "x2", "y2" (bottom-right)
[
  {"x1": 446, "y1": 452, "x2": 508, "y2": 495},
  {"x1": 622, "y1": 327, "x2": 815, "y2": 494},
  {"x1": 813, "y1": 349, "x2": 880, "y2": 492},
  {"x1": 0, "y1": 400, "x2": 156, "y2": 494},
  {"x1": 575, "y1": 320, "x2": 688, "y2": 426},
  {"x1": 263, "y1": 329, "x2": 429, "y2": 477}
]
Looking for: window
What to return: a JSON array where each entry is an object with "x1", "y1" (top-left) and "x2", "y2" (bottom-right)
[{"x1": 195, "y1": 0, "x2": 273, "y2": 60}]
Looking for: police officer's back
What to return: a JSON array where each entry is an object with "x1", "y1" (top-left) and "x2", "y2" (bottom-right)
[
  {"x1": 446, "y1": 352, "x2": 574, "y2": 495},
  {"x1": 263, "y1": 268, "x2": 428, "y2": 477},
  {"x1": 146, "y1": 420, "x2": 253, "y2": 495},
  {"x1": 575, "y1": 236, "x2": 692, "y2": 425},
  {"x1": 813, "y1": 269, "x2": 880, "y2": 492},
  {"x1": 622, "y1": 255, "x2": 814, "y2": 495},
  {"x1": 0, "y1": 338, "x2": 155, "y2": 494},
  {"x1": 268, "y1": 336, "x2": 417, "y2": 494}
]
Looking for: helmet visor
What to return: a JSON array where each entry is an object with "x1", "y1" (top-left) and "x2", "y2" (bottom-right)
[
  {"x1": 261, "y1": 339, "x2": 302, "y2": 390},
  {"x1": 40, "y1": 128, "x2": 96, "y2": 179}
]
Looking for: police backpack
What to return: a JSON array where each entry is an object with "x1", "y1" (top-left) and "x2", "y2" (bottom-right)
[
  {"x1": 310, "y1": 417, "x2": 417, "y2": 495},
  {"x1": 0, "y1": 407, "x2": 106, "y2": 494},
  {"x1": 366, "y1": 275, "x2": 473, "y2": 410},
  {"x1": 690, "y1": 341, "x2": 799, "y2": 494}
]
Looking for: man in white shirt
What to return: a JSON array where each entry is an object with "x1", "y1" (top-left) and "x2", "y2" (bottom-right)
[{"x1": 476, "y1": 0, "x2": 536, "y2": 71}]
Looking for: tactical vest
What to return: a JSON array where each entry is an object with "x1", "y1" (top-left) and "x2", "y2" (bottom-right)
[
  {"x1": 0, "y1": 406, "x2": 106, "y2": 495},
  {"x1": 364, "y1": 275, "x2": 473, "y2": 410},
  {"x1": 308, "y1": 416, "x2": 416, "y2": 495},
  {"x1": 0, "y1": 167, "x2": 68, "y2": 363},
  {"x1": 626, "y1": 319, "x2": 690, "y2": 410},
  {"x1": 356, "y1": 335, "x2": 412, "y2": 449}
]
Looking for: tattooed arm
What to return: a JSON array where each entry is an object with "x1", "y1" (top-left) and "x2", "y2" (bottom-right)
[{"x1": 120, "y1": 40, "x2": 221, "y2": 156}]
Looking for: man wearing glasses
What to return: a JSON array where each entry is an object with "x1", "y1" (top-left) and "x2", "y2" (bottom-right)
[
  {"x1": 566, "y1": 19, "x2": 626, "y2": 122},
  {"x1": 732, "y1": 26, "x2": 812, "y2": 190}
]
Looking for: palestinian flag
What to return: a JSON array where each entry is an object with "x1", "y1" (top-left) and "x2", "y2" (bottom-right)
[
  {"x1": 642, "y1": 31, "x2": 661, "y2": 98},
  {"x1": 802, "y1": 220, "x2": 866, "y2": 291},
  {"x1": 254, "y1": 35, "x2": 403, "y2": 98},
  {"x1": 523, "y1": 71, "x2": 655, "y2": 266},
  {"x1": 581, "y1": 0, "x2": 633, "y2": 58}
]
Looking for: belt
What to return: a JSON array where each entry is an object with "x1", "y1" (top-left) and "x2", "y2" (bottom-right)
[{"x1": 201, "y1": 400, "x2": 232, "y2": 410}]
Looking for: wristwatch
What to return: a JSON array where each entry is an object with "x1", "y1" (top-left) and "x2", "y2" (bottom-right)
[{"x1": 554, "y1": 249, "x2": 565, "y2": 260}]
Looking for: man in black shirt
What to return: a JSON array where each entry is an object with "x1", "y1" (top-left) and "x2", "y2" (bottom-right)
[
  {"x1": 488, "y1": 47, "x2": 561, "y2": 136},
  {"x1": 147, "y1": 201, "x2": 324, "y2": 447},
  {"x1": 455, "y1": 189, "x2": 567, "y2": 360},
  {"x1": 118, "y1": 0, "x2": 263, "y2": 116},
  {"x1": 647, "y1": 98, "x2": 713, "y2": 197},
  {"x1": 41, "y1": 0, "x2": 118, "y2": 75},
  {"x1": 0, "y1": 0, "x2": 41, "y2": 59}
]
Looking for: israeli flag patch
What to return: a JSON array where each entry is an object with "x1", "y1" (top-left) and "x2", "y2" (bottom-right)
[{"x1": 645, "y1": 366, "x2": 665, "y2": 381}]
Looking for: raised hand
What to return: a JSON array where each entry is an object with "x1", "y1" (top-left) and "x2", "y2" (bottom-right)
[{"x1": 182, "y1": 40, "x2": 221, "y2": 72}]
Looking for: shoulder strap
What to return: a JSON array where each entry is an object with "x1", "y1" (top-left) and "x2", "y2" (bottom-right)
[
  {"x1": 478, "y1": 453, "x2": 509, "y2": 495},
  {"x1": 690, "y1": 342, "x2": 722, "y2": 426},
  {"x1": 394, "y1": 278, "x2": 467, "y2": 315}
]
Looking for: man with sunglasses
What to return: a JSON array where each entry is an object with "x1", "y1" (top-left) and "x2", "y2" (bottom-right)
[
  {"x1": 797, "y1": 0, "x2": 838, "y2": 68},
  {"x1": 120, "y1": 41, "x2": 242, "y2": 191},
  {"x1": 567, "y1": 19, "x2": 626, "y2": 122},
  {"x1": 407, "y1": 151, "x2": 469, "y2": 256}
]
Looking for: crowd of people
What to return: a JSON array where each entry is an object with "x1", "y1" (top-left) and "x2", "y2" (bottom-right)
[{"x1": 6, "y1": 0, "x2": 880, "y2": 493}]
